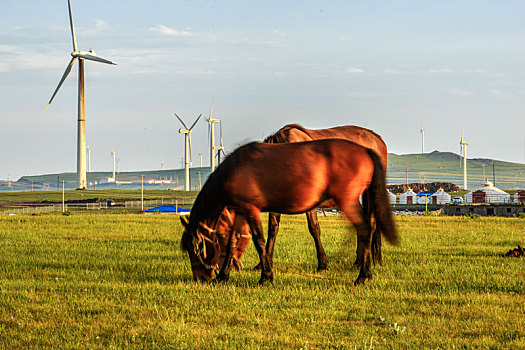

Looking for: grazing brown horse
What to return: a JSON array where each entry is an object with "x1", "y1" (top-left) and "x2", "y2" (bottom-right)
[
  {"x1": 261, "y1": 124, "x2": 388, "y2": 271},
  {"x1": 180, "y1": 139, "x2": 398, "y2": 285}
]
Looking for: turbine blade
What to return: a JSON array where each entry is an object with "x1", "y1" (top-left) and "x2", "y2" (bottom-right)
[
  {"x1": 67, "y1": 0, "x2": 78, "y2": 51},
  {"x1": 75, "y1": 53, "x2": 116, "y2": 65},
  {"x1": 189, "y1": 113, "x2": 202, "y2": 131},
  {"x1": 209, "y1": 97, "x2": 214, "y2": 119},
  {"x1": 46, "y1": 57, "x2": 76, "y2": 110},
  {"x1": 174, "y1": 113, "x2": 188, "y2": 129}
]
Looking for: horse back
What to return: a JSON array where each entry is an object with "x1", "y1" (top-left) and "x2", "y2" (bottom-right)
[
  {"x1": 224, "y1": 139, "x2": 374, "y2": 214},
  {"x1": 272, "y1": 124, "x2": 387, "y2": 169}
]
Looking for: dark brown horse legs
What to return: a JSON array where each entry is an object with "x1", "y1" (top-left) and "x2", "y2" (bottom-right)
[
  {"x1": 353, "y1": 192, "x2": 382, "y2": 267},
  {"x1": 305, "y1": 210, "x2": 328, "y2": 272},
  {"x1": 242, "y1": 207, "x2": 273, "y2": 285},
  {"x1": 354, "y1": 225, "x2": 373, "y2": 286},
  {"x1": 215, "y1": 226, "x2": 240, "y2": 283}
]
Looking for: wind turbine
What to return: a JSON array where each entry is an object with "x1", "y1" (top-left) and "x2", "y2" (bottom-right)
[
  {"x1": 420, "y1": 129, "x2": 425, "y2": 154},
  {"x1": 161, "y1": 161, "x2": 165, "y2": 171},
  {"x1": 215, "y1": 120, "x2": 226, "y2": 164},
  {"x1": 207, "y1": 100, "x2": 220, "y2": 172},
  {"x1": 174, "y1": 113, "x2": 202, "y2": 191},
  {"x1": 46, "y1": 0, "x2": 116, "y2": 190},
  {"x1": 459, "y1": 128, "x2": 469, "y2": 190},
  {"x1": 111, "y1": 150, "x2": 116, "y2": 180}
]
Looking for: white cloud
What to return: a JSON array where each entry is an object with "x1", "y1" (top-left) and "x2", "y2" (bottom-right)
[
  {"x1": 383, "y1": 69, "x2": 403, "y2": 75},
  {"x1": 94, "y1": 19, "x2": 108, "y2": 30},
  {"x1": 348, "y1": 67, "x2": 365, "y2": 74},
  {"x1": 149, "y1": 24, "x2": 192, "y2": 37},
  {"x1": 430, "y1": 68, "x2": 452, "y2": 73},
  {"x1": 272, "y1": 30, "x2": 286, "y2": 37},
  {"x1": 449, "y1": 88, "x2": 473, "y2": 97}
]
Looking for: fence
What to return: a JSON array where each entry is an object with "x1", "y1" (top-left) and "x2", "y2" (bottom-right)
[
  {"x1": 124, "y1": 198, "x2": 194, "y2": 208},
  {"x1": 1, "y1": 205, "x2": 65, "y2": 215}
]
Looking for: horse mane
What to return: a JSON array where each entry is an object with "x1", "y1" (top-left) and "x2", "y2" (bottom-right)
[
  {"x1": 183, "y1": 142, "x2": 261, "y2": 245},
  {"x1": 263, "y1": 123, "x2": 311, "y2": 143}
]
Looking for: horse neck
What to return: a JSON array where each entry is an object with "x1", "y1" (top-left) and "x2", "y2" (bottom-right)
[{"x1": 189, "y1": 179, "x2": 227, "y2": 232}]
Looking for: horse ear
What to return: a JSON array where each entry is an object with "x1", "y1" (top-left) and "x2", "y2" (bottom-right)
[
  {"x1": 198, "y1": 222, "x2": 214, "y2": 236},
  {"x1": 180, "y1": 215, "x2": 189, "y2": 230}
]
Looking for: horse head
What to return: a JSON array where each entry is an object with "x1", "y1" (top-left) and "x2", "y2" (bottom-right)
[{"x1": 180, "y1": 215, "x2": 221, "y2": 282}]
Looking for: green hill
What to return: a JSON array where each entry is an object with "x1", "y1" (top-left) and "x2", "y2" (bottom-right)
[
  {"x1": 387, "y1": 151, "x2": 525, "y2": 190},
  {"x1": 3, "y1": 151, "x2": 524, "y2": 192}
]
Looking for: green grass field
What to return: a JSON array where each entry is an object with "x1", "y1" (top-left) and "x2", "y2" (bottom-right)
[{"x1": 0, "y1": 214, "x2": 524, "y2": 349}]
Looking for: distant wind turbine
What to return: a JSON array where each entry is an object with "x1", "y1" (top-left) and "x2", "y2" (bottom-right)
[
  {"x1": 45, "y1": 0, "x2": 116, "y2": 190},
  {"x1": 207, "y1": 100, "x2": 220, "y2": 172},
  {"x1": 215, "y1": 120, "x2": 226, "y2": 164},
  {"x1": 420, "y1": 129, "x2": 425, "y2": 154},
  {"x1": 174, "y1": 113, "x2": 202, "y2": 191},
  {"x1": 459, "y1": 128, "x2": 469, "y2": 189},
  {"x1": 111, "y1": 150, "x2": 116, "y2": 179}
]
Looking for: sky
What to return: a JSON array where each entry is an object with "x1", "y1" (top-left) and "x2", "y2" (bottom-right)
[{"x1": 1, "y1": 0, "x2": 524, "y2": 180}]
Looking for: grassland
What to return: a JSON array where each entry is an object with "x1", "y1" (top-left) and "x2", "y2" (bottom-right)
[
  {"x1": 0, "y1": 214, "x2": 524, "y2": 349},
  {"x1": 0, "y1": 190, "x2": 197, "y2": 204}
]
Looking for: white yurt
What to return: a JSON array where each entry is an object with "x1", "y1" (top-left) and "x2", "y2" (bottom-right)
[
  {"x1": 464, "y1": 180, "x2": 511, "y2": 203},
  {"x1": 431, "y1": 188, "x2": 452, "y2": 204},
  {"x1": 387, "y1": 190, "x2": 397, "y2": 204},
  {"x1": 416, "y1": 191, "x2": 434, "y2": 204},
  {"x1": 399, "y1": 188, "x2": 417, "y2": 204}
]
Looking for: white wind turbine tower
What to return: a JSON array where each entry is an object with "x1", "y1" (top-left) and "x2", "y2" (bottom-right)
[
  {"x1": 111, "y1": 150, "x2": 116, "y2": 180},
  {"x1": 161, "y1": 161, "x2": 165, "y2": 171},
  {"x1": 215, "y1": 121, "x2": 226, "y2": 164},
  {"x1": 207, "y1": 101, "x2": 220, "y2": 172},
  {"x1": 420, "y1": 129, "x2": 425, "y2": 154},
  {"x1": 174, "y1": 113, "x2": 202, "y2": 191},
  {"x1": 46, "y1": 0, "x2": 115, "y2": 190},
  {"x1": 459, "y1": 128, "x2": 469, "y2": 190}
]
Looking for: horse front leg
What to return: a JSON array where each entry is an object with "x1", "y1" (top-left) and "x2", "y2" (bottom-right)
[
  {"x1": 241, "y1": 206, "x2": 273, "y2": 285},
  {"x1": 254, "y1": 212, "x2": 281, "y2": 270},
  {"x1": 215, "y1": 223, "x2": 239, "y2": 283},
  {"x1": 305, "y1": 209, "x2": 328, "y2": 272}
]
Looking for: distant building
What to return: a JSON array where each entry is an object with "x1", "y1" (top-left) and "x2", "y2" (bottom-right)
[
  {"x1": 416, "y1": 191, "x2": 434, "y2": 205},
  {"x1": 431, "y1": 188, "x2": 451, "y2": 204},
  {"x1": 514, "y1": 190, "x2": 525, "y2": 204},
  {"x1": 464, "y1": 180, "x2": 511, "y2": 203},
  {"x1": 399, "y1": 188, "x2": 417, "y2": 204},
  {"x1": 387, "y1": 190, "x2": 397, "y2": 204}
]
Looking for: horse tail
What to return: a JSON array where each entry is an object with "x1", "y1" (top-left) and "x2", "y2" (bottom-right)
[{"x1": 366, "y1": 149, "x2": 399, "y2": 245}]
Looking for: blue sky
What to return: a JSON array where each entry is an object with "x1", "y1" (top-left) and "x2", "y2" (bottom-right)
[{"x1": 1, "y1": 0, "x2": 524, "y2": 179}]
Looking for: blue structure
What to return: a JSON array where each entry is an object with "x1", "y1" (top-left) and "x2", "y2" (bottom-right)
[{"x1": 142, "y1": 206, "x2": 190, "y2": 214}]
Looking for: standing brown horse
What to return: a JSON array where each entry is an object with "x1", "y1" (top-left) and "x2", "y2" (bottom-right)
[
  {"x1": 180, "y1": 139, "x2": 398, "y2": 285},
  {"x1": 262, "y1": 124, "x2": 388, "y2": 271}
]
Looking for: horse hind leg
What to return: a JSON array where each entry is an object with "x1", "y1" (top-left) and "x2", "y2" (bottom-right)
[
  {"x1": 353, "y1": 191, "x2": 382, "y2": 268},
  {"x1": 337, "y1": 199, "x2": 373, "y2": 285},
  {"x1": 305, "y1": 209, "x2": 328, "y2": 272}
]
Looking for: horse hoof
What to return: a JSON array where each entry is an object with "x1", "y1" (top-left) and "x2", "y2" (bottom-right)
[
  {"x1": 353, "y1": 273, "x2": 372, "y2": 286},
  {"x1": 215, "y1": 273, "x2": 229, "y2": 283},
  {"x1": 257, "y1": 277, "x2": 273, "y2": 286}
]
